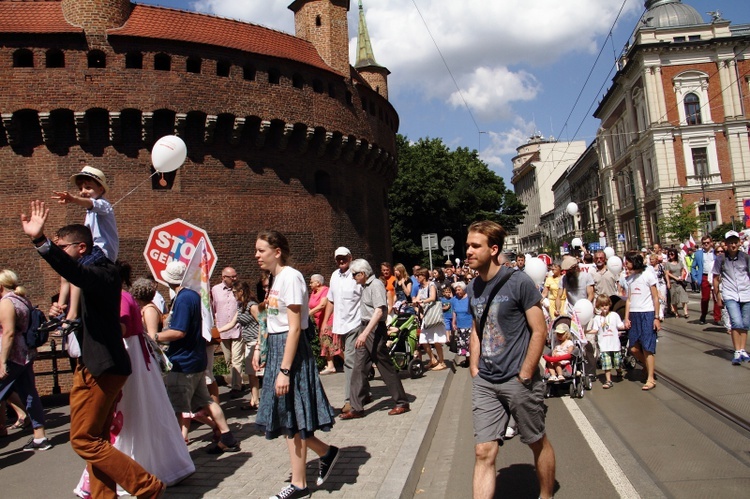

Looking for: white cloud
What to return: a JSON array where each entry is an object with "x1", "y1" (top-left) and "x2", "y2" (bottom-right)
[
  {"x1": 480, "y1": 117, "x2": 539, "y2": 173},
  {"x1": 190, "y1": 0, "x2": 293, "y2": 32},
  {"x1": 448, "y1": 67, "x2": 540, "y2": 121}
]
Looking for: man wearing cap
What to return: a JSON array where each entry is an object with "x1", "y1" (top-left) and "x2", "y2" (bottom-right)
[
  {"x1": 712, "y1": 231, "x2": 750, "y2": 365},
  {"x1": 321, "y1": 247, "x2": 367, "y2": 413},
  {"x1": 21, "y1": 201, "x2": 165, "y2": 497},
  {"x1": 159, "y1": 260, "x2": 240, "y2": 453},
  {"x1": 691, "y1": 235, "x2": 721, "y2": 324}
]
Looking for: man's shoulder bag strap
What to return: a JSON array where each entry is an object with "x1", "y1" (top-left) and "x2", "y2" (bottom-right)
[{"x1": 477, "y1": 269, "x2": 514, "y2": 343}]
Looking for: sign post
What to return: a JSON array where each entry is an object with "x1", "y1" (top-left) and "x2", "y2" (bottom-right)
[
  {"x1": 421, "y1": 233, "x2": 438, "y2": 271},
  {"x1": 440, "y1": 236, "x2": 455, "y2": 260},
  {"x1": 144, "y1": 218, "x2": 218, "y2": 287}
]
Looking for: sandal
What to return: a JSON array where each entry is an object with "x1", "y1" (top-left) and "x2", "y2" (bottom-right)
[
  {"x1": 8, "y1": 417, "x2": 30, "y2": 430},
  {"x1": 642, "y1": 382, "x2": 656, "y2": 391},
  {"x1": 602, "y1": 381, "x2": 613, "y2": 389}
]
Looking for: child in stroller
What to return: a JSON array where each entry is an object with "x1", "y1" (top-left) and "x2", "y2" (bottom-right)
[
  {"x1": 544, "y1": 323, "x2": 575, "y2": 381},
  {"x1": 385, "y1": 302, "x2": 424, "y2": 378}
]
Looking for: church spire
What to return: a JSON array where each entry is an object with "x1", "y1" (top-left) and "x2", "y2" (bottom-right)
[{"x1": 355, "y1": 0, "x2": 382, "y2": 69}]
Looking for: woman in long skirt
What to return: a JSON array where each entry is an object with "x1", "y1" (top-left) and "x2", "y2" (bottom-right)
[{"x1": 253, "y1": 230, "x2": 339, "y2": 499}]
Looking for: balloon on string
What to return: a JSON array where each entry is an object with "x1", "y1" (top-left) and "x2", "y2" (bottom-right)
[
  {"x1": 524, "y1": 257, "x2": 548, "y2": 286},
  {"x1": 574, "y1": 299, "x2": 594, "y2": 326},
  {"x1": 152, "y1": 135, "x2": 187, "y2": 173},
  {"x1": 566, "y1": 202, "x2": 579, "y2": 216},
  {"x1": 607, "y1": 255, "x2": 623, "y2": 275},
  {"x1": 603, "y1": 246, "x2": 615, "y2": 259},
  {"x1": 571, "y1": 237, "x2": 583, "y2": 248}
]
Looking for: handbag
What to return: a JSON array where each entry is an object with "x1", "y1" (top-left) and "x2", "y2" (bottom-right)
[
  {"x1": 144, "y1": 334, "x2": 172, "y2": 373},
  {"x1": 422, "y1": 299, "x2": 443, "y2": 329}
]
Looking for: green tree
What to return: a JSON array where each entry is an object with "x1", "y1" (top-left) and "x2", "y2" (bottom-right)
[
  {"x1": 657, "y1": 194, "x2": 703, "y2": 243},
  {"x1": 389, "y1": 135, "x2": 525, "y2": 266}
]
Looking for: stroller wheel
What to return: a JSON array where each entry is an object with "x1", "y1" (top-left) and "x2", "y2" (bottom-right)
[
  {"x1": 584, "y1": 376, "x2": 593, "y2": 391},
  {"x1": 544, "y1": 382, "x2": 552, "y2": 398},
  {"x1": 576, "y1": 381, "x2": 585, "y2": 398},
  {"x1": 408, "y1": 358, "x2": 424, "y2": 378},
  {"x1": 569, "y1": 383, "x2": 576, "y2": 398},
  {"x1": 626, "y1": 355, "x2": 637, "y2": 370}
]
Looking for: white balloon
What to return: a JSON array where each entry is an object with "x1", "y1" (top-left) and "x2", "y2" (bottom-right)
[
  {"x1": 607, "y1": 255, "x2": 623, "y2": 275},
  {"x1": 152, "y1": 135, "x2": 187, "y2": 173},
  {"x1": 571, "y1": 237, "x2": 583, "y2": 248},
  {"x1": 566, "y1": 202, "x2": 579, "y2": 216},
  {"x1": 603, "y1": 246, "x2": 615, "y2": 259},
  {"x1": 524, "y1": 257, "x2": 548, "y2": 286},
  {"x1": 574, "y1": 299, "x2": 594, "y2": 326}
]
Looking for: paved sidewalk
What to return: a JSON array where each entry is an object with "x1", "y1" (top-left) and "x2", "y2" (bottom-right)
[{"x1": 0, "y1": 363, "x2": 454, "y2": 499}]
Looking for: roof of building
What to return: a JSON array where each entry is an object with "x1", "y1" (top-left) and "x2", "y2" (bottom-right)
[
  {"x1": 0, "y1": 1, "x2": 82, "y2": 34},
  {"x1": 0, "y1": 2, "x2": 335, "y2": 74},
  {"x1": 109, "y1": 5, "x2": 334, "y2": 73},
  {"x1": 355, "y1": 0, "x2": 384, "y2": 70},
  {"x1": 640, "y1": 0, "x2": 704, "y2": 29}
]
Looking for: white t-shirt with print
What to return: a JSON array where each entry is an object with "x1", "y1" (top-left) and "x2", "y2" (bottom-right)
[
  {"x1": 266, "y1": 266, "x2": 310, "y2": 334},
  {"x1": 592, "y1": 311, "x2": 623, "y2": 352},
  {"x1": 625, "y1": 271, "x2": 657, "y2": 312}
]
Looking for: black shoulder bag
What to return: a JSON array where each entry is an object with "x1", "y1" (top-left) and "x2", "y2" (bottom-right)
[{"x1": 476, "y1": 269, "x2": 515, "y2": 343}]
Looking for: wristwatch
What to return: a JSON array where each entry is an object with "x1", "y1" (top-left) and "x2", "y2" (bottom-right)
[
  {"x1": 518, "y1": 375, "x2": 532, "y2": 386},
  {"x1": 279, "y1": 368, "x2": 290, "y2": 376},
  {"x1": 154, "y1": 332, "x2": 159, "y2": 342}
]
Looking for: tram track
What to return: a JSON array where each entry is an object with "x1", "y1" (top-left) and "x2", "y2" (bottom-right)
[{"x1": 654, "y1": 325, "x2": 750, "y2": 433}]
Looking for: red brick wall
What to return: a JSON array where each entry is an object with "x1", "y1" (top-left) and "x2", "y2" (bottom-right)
[
  {"x1": 61, "y1": 0, "x2": 132, "y2": 32},
  {"x1": 292, "y1": 0, "x2": 351, "y2": 76}
]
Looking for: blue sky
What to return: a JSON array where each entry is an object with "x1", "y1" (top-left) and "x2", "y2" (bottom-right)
[{"x1": 137, "y1": 1, "x2": 748, "y2": 185}]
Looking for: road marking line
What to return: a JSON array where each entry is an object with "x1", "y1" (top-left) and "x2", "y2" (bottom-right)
[{"x1": 562, "y1": 397, "x2": 640, "y2": 499}]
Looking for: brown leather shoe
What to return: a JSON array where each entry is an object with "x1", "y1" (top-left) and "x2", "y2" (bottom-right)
[
  {"x1": 387, "y1": 405, "x2": 410, "y2": 416},
  {"x1": 339, "y1": 410, "x2": 365, "y2": 420}
]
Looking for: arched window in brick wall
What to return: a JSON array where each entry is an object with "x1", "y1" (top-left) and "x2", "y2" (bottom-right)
[
  {"x1": 154, "y1": 53, "x2": 171, "y2": 71},
  {"x1": 312, "y1": 79, "x2": 324, "y2": 93},
  {"x1": 125, "y1": 52, "x2": 142, "y2": 69},
  {"x1": 292, "y1": 73, "x2": 304, "y2": 89},
  {"x1": 328, "y1": 83, "x2": 336, "y2": 98},
  {"x1": 243, "y1": 64, "x2": 256, "y2": 81},
  {"x1": 316, "y1": 15, "x2": 322, "y2": 27},
  {"x1": 13, "y1": 49, "x2": 33, "y2": 68},
  {"x1": 684, "y1": 92, "x2": 702, "y2": 125},
  {"x1": 216, "y1": 60, "x2": 231, "y2": 77},
  {"x1": 45, "y1": 49, "x2": 64, "y2": 68},
  {"x1": 268, "y1": 68, "x2": 281, "y2": 85},
  {"x1": 186, "y1": 57, "x2": 201, "y2": 74},
  {"x1": 315, "y1": 171, "x2": 331, "y2": 196},
  {"x1": 88, "y1": 50, "x2": 106, "y2": 68}
]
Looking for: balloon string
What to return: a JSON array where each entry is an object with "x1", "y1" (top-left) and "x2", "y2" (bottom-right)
[{"x1": 112, "y1": 170, "x2": 159, "y2": 208}]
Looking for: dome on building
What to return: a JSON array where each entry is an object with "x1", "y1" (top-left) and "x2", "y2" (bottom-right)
[{"x1": 640, "y1": 0, "x2": 704, "y2": 28}]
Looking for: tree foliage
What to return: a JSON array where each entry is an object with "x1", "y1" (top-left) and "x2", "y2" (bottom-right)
[
  {"x1": 656, "y1": 194, "x2": 703, "y2": 243},
  {"x1": 388, "y1": 135, "x2": 526, "y2": 267}
]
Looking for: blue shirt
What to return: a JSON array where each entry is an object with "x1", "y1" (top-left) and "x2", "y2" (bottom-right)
[
  {"x1": 450, "y1": 295, "x2": 473, "y2": 329},
  {"x1": 85, "y1": 197, "x2": 119, "y2": 262},
  {"x1": 166, "y1": 288, "x2": 207, "y2": 374},
  {"x1": 410, "y1": 275, "x2": 419, "y2": 298}
]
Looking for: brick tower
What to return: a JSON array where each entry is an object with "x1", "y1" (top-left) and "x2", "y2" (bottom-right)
[
  {"x1": 288, "y1": 0, "x2": 351, "y2": 76},
  {"x1": 62, "y1": 0, "x2": 133, "y2": 47}
]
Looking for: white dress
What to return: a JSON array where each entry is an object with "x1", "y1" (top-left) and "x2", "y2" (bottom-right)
[{"x1": 75, "y1": 334, "x2": 195, "y2": 496}]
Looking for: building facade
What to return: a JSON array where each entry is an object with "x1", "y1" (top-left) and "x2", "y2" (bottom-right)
[
  {"x1": 0, "y1": 0, "x2": 398, "y2": 300},
  {"x1": 511, "y1": 133, "x2": 586, "y2": 253},
  {"x1": 595, "y1": 0, "x2": 750, "y2": 253}
]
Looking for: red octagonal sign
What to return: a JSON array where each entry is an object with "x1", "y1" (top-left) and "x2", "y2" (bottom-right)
[{"x1": 144, "y1": 218, "x2": 218, "y2": 287}]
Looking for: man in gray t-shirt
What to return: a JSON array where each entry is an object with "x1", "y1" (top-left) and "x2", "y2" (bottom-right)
[{"x1": 465, "y1": 221, "x2": 555, "y2": 499}]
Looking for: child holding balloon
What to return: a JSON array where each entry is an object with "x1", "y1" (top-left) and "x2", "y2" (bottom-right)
[{"x1": 52, "y1": 166, "x2": 119, "y2": 327}]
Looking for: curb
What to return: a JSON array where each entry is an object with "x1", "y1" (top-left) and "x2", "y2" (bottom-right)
[{"x1": 377, "y1": 362, "x2": 456, "y2": 498}]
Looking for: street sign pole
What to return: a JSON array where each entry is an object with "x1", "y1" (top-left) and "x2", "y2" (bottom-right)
[{"x1": 421, "y1": 233, "x2": 439, "y2": 271}]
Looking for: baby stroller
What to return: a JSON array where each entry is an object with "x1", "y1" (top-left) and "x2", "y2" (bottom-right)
[
  {"x1": 611, "y1": 295, "x2": 638, "y2": 371},
  {"x1": 386, "y1": 307, "x2": 424, "y2": 378},
  {"x1": 543, "y1": 315, "x2": 589, "y2": 399}
]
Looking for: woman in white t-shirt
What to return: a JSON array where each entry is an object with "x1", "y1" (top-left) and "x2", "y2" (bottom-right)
[
  {"x1": 253, "y1": 230, "x2": 339, "y2": 499},
  {"x1": 623, "y1": 252, "x2": 661, "y2": 391}
]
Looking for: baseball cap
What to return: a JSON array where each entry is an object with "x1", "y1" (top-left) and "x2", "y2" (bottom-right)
[
  {"x1": 334, "y1": 247, "x2": 351, "y2": 257},
  {"x1": 560, "y1": 255, "x2": 578, "y2": 271},
  {"x1": 161, "y1": 260, "x2": 187, "y2": 286},
  {"x1": 554, "y1": 323, "x2": 570, "y2": 334},
  {"x1": 725, "y1": 230, "x2": 740, "y2": 240}
]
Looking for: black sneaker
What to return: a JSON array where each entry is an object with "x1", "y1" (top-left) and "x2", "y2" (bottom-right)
[
  {"x1": 269, "y1": 484, "x2": 310, "y2": 499},
  {"x1": 22, "y1": 438, "x2": 52, "y2": 451},
  {"x1": 316, "y1": 445, "x2": 340, "y2": 486}
]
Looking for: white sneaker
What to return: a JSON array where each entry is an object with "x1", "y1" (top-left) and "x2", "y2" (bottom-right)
[{"x1": 504, "y1": 426, "x2": 517, "y2": 439}]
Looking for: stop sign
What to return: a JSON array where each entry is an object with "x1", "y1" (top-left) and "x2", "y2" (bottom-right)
[
  {"x1": 537, "y1": 253, "x2": 552, "y2": 266},
  {"x1": 144, "y1": 218, "x2": 218, "y2": 286}
]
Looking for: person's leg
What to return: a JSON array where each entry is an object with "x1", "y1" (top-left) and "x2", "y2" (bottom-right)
[
  {"x1": 230, "y1": 338, "x2": 244, "y2": 391},
  {"x1": 373, "y1": 326, "x2": 408, "y2": 407},
  {"x1": 343, "y1": 326, "x2": 365, "y2": 404},
  {"x1": 205, "y1": 344, "x2": 220, "y2": 404},
  {"x1": 348, "y1": 331, "x2": 372, "y2": 413},
  {"x1": 14, "y1": 364, "x2": 48, "y2": 440},
  {"x1": 473, "y1": 441, "x2": 499, "y2": 499},
  {"x1": 700, "y1": 275, "x2": 710, "y2": 320},
  {"x1": 287, "y1": 434, "x2": 309, "y2": 489},
  {"x1": 528, "y1": 435, "x2": 556, "y2": 499},
  {"x1": 643, "y1": 351, "x2": 655, "y2": 385},
  {"x1": 70, "y1": 368, "x2": 162, "y2": 498},
  {"x1": 7, "y1": 391, "x2": 27, "y2": 425},
  {"x1": 434, "y1": 343, "x2": 445, "y2": 364}
]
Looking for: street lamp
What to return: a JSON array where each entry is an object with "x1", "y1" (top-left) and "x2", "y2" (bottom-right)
[{"x1": 614, "y1": 169, "x2": 642, "y2": 250}]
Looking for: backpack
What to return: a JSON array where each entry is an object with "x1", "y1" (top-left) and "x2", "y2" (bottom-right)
[{"x1": 6, "y1": 295, "x2": 48, "y2": 349}]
